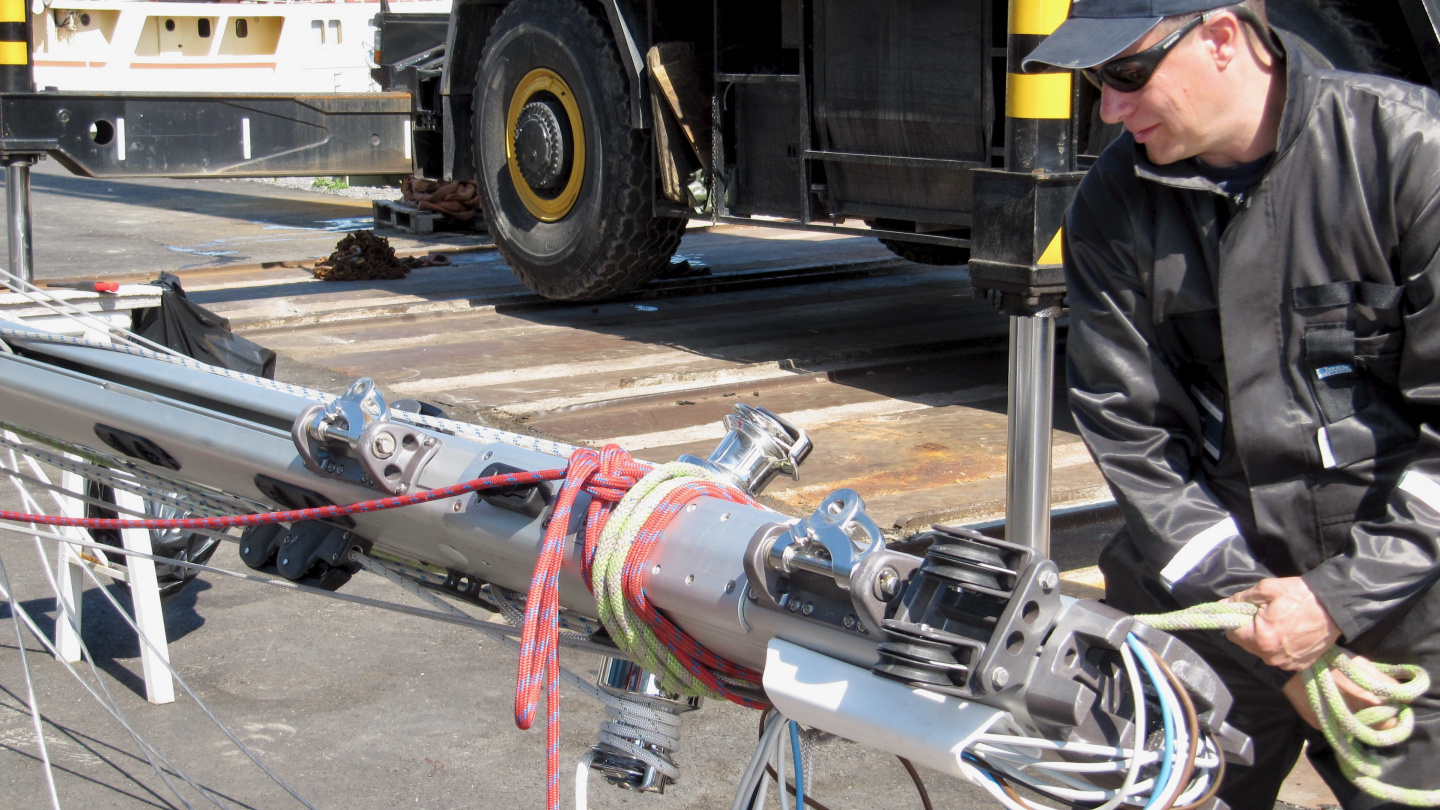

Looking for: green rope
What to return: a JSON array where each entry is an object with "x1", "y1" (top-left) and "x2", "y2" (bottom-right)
[
  {"x1": 590, "y1": 461, "x2": 725, "y2": 700},
  {"x1": 1135, "y1": 602, "x2": 1435, "y2": 806}
]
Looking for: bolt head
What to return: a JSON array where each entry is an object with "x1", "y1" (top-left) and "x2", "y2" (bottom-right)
[
  {"x1": 801, "y1": 601, "x2": 814, "y2": 616},
  {"x1": 874, "y1": 567, "x2": 901, "y2": 601},
  {"x1": 991, "y1": 667, "x2": 1010, "y2": 688},
  {"x1": 842, "y1": 614, "x2": 856, "y2": 629},
  {"x1": 372, "y1": 432, "x2": 397, "y2": 458},
  {"x1": 1038, "y1": 570, "x2": 1059, "y2": 592}
]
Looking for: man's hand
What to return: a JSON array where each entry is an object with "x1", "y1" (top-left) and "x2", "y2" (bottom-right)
[
  {"x1": 1282, "y1": 657, "x2": 1400, "y2": 730},
  {"x1": 1225, "y1": 577, "x2": 1341, "y2": 670}
]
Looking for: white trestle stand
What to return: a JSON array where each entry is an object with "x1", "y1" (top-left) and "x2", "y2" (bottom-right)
[{"x1": 2, "y1": 285, "x2": 176, "y2": 704}]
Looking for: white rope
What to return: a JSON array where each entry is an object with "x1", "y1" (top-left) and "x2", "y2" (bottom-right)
[
  {"x1": 0, "y1": 321, "x2": 581, "y2": 459},
  {"x1": 0, "y1": 268, "x2": 181, "y2": 358}
]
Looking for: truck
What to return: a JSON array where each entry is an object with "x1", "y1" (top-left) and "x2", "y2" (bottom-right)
[
  {"x1": 359, "y1": 0, "x2": 1438, "y2": 302},
  {"x1": 3, "y1": 0, "x2": 1431, "y2": 305}
]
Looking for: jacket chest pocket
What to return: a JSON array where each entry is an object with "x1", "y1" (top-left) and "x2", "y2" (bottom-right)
[{"x1": 1293, "y1": 282, "x2": 1413, "y2": 469}]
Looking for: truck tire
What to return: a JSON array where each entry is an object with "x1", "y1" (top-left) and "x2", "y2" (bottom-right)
[
  {"x1": 473, "y1": 0, "x2": 684, "y2": 301},
  {"x1": 877, "y1": 238, "x2": 970, "y2": 266}
]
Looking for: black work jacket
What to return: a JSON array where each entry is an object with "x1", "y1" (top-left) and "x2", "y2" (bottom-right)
[{"x1": 1065, "y1": 37, "x2": 1440, "y2": 647}]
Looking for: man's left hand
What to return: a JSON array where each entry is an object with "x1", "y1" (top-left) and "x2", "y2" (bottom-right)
[{"x1": 1225, "y1": 577, "x2": 1341, "y2": 670}]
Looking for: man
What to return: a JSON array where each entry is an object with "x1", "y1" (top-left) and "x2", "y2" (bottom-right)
[{"x1": 1023, "y1": 1, "x2": 1440, "y2": 806}]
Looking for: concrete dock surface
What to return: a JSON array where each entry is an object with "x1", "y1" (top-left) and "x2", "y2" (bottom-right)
[{"x1": 0, "y1": 165, "x2": 1342, "y2": 809}]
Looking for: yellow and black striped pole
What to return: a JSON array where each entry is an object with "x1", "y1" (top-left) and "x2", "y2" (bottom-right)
[
  {"x1": 0, "y1": 0, "x2": 36, "y2": 286},
  {"x1": 968, "y1": 0, "x2": 1081, "y2": 556},
  {"x1": 1005, "y1": 0, "x2": 1073, "y2": 174},
  {"x1": 0, "y1": 0, "x2": 31, "y2": 93}
]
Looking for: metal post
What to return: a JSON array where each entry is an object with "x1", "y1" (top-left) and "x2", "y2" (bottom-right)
[
  {"x1": 1006, "y1": 314, "x2": 1056, "y2": 556},
  {"x1": 0, "y1": 0, "x2": 36, "y2": 288},
  {"x1": 5, "y1": 155, "x2": 32, "y2": 285},
  {"x1": 1000, "y1": 0, "x2": 1072, "y2": 555}
]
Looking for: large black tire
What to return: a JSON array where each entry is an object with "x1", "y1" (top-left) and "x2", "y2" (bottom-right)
[
  {"x1": 877, "y1": 238, "x2": 971, "y2": 266},
  {"x1": 473, "y1": 0, "x2": 685, "y2": 301}
]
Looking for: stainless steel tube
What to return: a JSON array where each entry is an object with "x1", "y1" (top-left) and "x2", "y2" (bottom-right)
[
  {"x1": 5, "y1": 156, "x2": 34, "y2": 286},
  {"x1": 1004, "y1": 313, "x2": 1056, "y2": 556}
]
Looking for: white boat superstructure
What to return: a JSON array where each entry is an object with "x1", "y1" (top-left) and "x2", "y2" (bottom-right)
[{"x1": 32, "y1": 0, "x2": 451, "y2": 93}]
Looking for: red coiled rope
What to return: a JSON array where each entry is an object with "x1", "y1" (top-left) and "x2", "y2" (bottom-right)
[{"x1": 513, "y1": 445, "x2": 766, "y2": 810}]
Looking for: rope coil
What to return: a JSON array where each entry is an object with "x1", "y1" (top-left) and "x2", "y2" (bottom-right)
[{"x1": 1136, "y1": 602, "x2": 1435, "y2": 806}]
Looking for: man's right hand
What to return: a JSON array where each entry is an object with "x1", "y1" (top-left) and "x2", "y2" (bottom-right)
[{"x1": 1281, "y1": 655, "x2": 1400, "y2": 730}]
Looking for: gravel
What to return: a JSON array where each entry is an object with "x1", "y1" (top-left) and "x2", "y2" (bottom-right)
[{"x1": 242, "y1": 175, "x2": 406, "y2": 201}]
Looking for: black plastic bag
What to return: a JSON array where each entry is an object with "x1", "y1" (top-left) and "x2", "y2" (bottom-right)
[{"x1": 130, "y1": 272, "x2": 277, "y2": 379}]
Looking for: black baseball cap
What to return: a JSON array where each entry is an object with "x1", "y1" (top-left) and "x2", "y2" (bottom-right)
[{"x1": 1022, "y1": 0, "x2": 1232, "y2": 71}]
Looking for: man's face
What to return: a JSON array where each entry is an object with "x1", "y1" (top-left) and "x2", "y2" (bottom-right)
[{"x1": 1097, "y1": 19, "x2": 1220, "y2": 165}]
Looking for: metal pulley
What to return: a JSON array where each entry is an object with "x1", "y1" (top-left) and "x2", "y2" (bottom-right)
[
  {"x1": 292, "y1": 378, "x2": 442, "y2": 494},
  {"x1": 680, "y1": 403, "x2": 811, "y2": 496}
]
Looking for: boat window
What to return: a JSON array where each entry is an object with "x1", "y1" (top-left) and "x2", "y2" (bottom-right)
[
  {"x1": 198, "y1": 19, "x2": 211, "y2": 38},
  {"x1": 328, "y1": 20, "x2": 342, "y2": 44},
  {"x1": 312, "y1": 19, "x2": 325, "y2": 45},
  {"x1": 164, "y1": 19, "x2": 174, "y2": 32},
  {"x1": 220, "y1": 16, "x2": 279, "y2": 55}
]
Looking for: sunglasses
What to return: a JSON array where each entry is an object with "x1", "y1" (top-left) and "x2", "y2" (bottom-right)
[
  {"x1": 1081, "y1": 14, "x2": 1206, "y2": 93},
  {"x1": 1082, "y1": 7, "x2": 1281, "y2": 93}
]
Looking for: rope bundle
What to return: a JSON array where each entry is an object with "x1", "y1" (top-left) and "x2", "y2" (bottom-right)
[
  {"x1": 312, "y1": 230, "x2": 452, "y2": 282},
  {"x1": 1136, "y1": 602, "x2": 1435, "y2": 806},
  {"x1": 0, "y1": 441, "x2": 767, "y2": 810},
  {"x1": 401, "y1": 178, "x2": 482, "y2": 222},
  {"x1": 513, "y1": 445, "x2": 765, "y2": 810}
]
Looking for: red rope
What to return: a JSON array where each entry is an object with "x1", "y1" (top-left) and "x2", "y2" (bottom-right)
[
  {"x1": 511, "y1": 445, "x2": 769, "y2": 810},
  {"x1": 0, "y1": 445, "x2": 767, "y2": 810},
  {"x1": 0, "y1": 468, "x2": 567, "y2": 530}
]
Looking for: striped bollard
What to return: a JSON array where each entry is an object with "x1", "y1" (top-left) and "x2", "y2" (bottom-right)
[{"x1": 0, "y1": 0, "x2": 35, "y2": 286}]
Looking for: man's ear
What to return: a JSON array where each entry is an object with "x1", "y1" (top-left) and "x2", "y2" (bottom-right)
[{"x1": 1204, "y1": 12, "x2": 1245, "y2": 70}]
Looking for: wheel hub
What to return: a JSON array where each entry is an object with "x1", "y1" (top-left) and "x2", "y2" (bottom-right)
[
  {"x1": 504, "y1": 68, "x2": 587, "y2": 223},
  {"x1": 513, "y1": 100, "x2": 568, "y2": 191}
]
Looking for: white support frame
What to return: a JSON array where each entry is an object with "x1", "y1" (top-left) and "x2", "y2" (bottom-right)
[{"x1": 3, "y1": 289, "x2": 175, "y2": 705}]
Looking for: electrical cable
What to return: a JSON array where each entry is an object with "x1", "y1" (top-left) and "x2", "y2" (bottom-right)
[
  {"x1": 1146, "y1": 647, "x2": 1201, "y2": 810},
  {"x1": 733, "y1": 711, "x2": 787, "y2": 810},
  {"x1": 790, "y1": 720, "x2": 805, "y2": 810},
  {"x1": 1126, "y1": 635, "x2": 1176, "y2": 810},
  {"x1": 777, "y1": 715, "x2": 792, "y2": 810},
  {"x1": 896, "y1": 757, "x2": 934, "y2": 810}
]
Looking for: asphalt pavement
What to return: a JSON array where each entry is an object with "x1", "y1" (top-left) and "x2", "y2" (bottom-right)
[
  {"x1": 1, "y1": 160, "x2": 487, "y2": 281},
  {"x1": 0, "y1": 163, "x2": 1340, "y2": 809}
]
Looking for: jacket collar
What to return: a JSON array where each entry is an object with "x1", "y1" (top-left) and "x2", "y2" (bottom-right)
[{"x1": 1130, "y1": 30, "x2": 1318, "y2": 192}]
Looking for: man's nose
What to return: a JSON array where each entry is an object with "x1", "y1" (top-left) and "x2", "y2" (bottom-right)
[{"x1": 1098, "y1": 83, "x2": 1132, "y2": 125}]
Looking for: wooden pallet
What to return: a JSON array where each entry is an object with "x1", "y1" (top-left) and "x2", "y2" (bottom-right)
[{"x1": 372, "y1": 199, "x2": 484, "y2": 234}]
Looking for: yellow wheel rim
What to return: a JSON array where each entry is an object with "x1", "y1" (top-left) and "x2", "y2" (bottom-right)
[{"x1": 505, "y1": 68, "x2": 585, "y2": 223}]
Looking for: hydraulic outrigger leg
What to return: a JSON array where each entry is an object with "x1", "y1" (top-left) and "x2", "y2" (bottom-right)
[
  {"x1": 0, "y1": 0, "x2": 35, "y2": 286},
  {"x1": 970, "y1": 0, "x2": 1085, "y2": 557}
]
